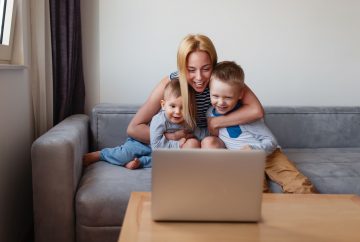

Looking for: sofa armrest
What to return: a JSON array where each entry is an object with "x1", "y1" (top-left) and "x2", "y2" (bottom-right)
[{"x1": 31, "y1": 114, "x2": 89, "y2": 242}]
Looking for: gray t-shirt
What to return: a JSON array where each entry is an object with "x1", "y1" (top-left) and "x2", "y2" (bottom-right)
[
  {"x1": 150, "y1": 110, "x2": 186, "y2": 149},
  {"x1": 150, "y1": 110, "x2": 205, "y2": 149}
]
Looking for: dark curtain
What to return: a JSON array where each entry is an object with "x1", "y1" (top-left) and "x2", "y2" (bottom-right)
[{"x1": 49, "y1": 0, "x2": 85, "y2": 124}]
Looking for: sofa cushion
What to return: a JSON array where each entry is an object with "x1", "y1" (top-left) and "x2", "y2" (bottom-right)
[
  {"x1": 76, "y1": 162, "x2": 151, "y2": 227},
  {"x1": 269, "y1": 148, "x2": 360, "y2": 194},
  {"x1": 91, "y1": 104, "x2": 139, "y2": 150},
  {"x1": 90, "y1": 105, "x2": 360, "y2": 150},
  {"x1": 76, "y1": 147, "x2": 360, "y2": 229},
  {"x1": 264, "y1": 106, "x2": 360, "y2": 148}
]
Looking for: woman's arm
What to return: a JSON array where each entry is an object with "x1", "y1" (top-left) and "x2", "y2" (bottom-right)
[
  {"x1": 127, "y1": 76, "x2": 170, "y2": 144},
  {"x1": 208, "y1": 84, "x2": 264, "y2": 134}
]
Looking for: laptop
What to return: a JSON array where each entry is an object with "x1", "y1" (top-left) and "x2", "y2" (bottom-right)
[{"x1": 151, "y1": 149, "x2": 266, "y2": 222}]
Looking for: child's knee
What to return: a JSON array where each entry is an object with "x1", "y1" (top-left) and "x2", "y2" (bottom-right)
[
  {"x1": 184, "y1": 138, "x2": 200, "y2": 148},
  {"x1": 201, "y1": 136, "x2": 224, "y2": 148}
]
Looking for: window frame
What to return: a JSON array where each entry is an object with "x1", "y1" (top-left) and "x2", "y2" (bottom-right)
[{"x1": 0, "y1": 0, "x2": 16, "y2": 63}]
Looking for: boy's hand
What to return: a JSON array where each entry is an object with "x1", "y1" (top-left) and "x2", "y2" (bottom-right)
[{"x1": 207, "y1": 117, "x2": 219, "y2": 136}]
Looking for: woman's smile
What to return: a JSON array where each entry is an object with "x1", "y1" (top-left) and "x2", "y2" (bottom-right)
[{"x1": 186, "y1": 51, "x2": 212, "y2": 93}]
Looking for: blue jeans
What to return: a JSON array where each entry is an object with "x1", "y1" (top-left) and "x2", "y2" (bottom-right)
[{"x1": 100, "y1": 138, "x2": 152, "y2": 168}]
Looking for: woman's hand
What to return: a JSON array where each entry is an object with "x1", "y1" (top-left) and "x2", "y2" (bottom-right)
[
  {"x1": 179, "y1": 138, "x2": 187, "y2": 148},
  {"x1": 164, "y1": 130, "x2": 194, "y2": 141},
  {"x1": 207, "y1": 117, "x2": 219, "y2": 136}
]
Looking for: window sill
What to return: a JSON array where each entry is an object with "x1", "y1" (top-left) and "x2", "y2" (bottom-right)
[{"x1": 0, "y1": 64, "x2": 27, "y2": 70}]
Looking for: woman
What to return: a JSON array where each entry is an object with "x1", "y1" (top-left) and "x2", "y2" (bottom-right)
[
  {"x1": 127, "y1": 34, "x2": 264, "y2": 147},
  {"x1": 127, "y1": 34, "x2": 317, "y2": 193}
]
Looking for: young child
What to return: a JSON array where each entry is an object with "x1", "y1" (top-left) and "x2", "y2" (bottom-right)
[
  {"x1": 83, "y1": 79, "x2": 200, "y2": 169},
  {"x1": 150, "y1": 80, "x2": 201, "y2": 149},
  {"x1": 207, "y1": 61, "x2": 317, "y2": 193}
]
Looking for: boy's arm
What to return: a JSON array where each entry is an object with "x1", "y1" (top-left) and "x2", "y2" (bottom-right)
[
  {"x1": 150, "y1": 113, "x2": 180, "y2": 149},
  {"x1": 243, "y1": 120, "x2": 278, "y2": 155}
]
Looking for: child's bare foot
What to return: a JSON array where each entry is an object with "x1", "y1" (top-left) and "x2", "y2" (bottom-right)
[
  {"x1": 83, "y1": 151, "x2": 101, "y2": 167},
  {"x1": 125, "y1": 158, "x2": 141, "y2": 170}
]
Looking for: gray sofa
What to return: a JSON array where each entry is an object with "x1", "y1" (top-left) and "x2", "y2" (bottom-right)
[{"x1": 31, "y1": 104, "x2": 360, "y2": 242}]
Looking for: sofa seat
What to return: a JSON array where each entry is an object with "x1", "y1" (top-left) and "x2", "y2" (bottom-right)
[
  {"x1": 76, "y1": 162, "x2": 151, "y2": 241},
  {"x1": 270, "y1": 148, "x2": 360, "y2": 194}
]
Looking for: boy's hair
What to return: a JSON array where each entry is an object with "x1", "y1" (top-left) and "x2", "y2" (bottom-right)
[
  {"x1": 210, "y1": 61, "x2": 245, "y2": 91},
  {"x1": 163, "y1": 79, "x2": 181, "y2": 100}
]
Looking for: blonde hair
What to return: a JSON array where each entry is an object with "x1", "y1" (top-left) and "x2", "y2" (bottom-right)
[
  {"x1": 210, "y1": 61, "x2": 245, "y2": 92},
  {"x1": 177, "y1": 34, "x2": 217, "y2": 128}
]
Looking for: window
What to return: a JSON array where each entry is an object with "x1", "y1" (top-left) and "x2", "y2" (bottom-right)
[{"x1": 0, "y1": 0, "x2": 16, "y2": 63}]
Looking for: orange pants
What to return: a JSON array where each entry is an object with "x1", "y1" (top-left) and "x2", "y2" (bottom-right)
[{"x1": 263, "y1": 149, "x2": 317, "y2": 193}]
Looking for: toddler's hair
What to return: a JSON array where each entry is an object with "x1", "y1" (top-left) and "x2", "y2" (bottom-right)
[
  {"x1": 164, "y1": 79, "x2": 181, "y2": 100},
  {"x1": 210, "y1": 61, "x2": 245, "y2": 91}
]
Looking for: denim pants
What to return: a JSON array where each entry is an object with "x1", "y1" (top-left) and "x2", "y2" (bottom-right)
[{"x1": 100, "y1": 138, "x2": 152, "y2": 168}]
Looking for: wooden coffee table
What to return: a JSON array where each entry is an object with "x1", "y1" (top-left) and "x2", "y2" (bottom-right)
[{"x1": 118, "y1": 192, "x2": 360, "y2": 242}]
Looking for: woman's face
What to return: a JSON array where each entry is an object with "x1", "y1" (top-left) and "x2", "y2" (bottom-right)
[{"x1": 186, "y1": 51, "x2": 213, "y2": 93}]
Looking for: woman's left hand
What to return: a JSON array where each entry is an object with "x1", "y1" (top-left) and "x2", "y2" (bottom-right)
[{"x1": 164, "y1": 130, "x2": 194, "y2": 141}]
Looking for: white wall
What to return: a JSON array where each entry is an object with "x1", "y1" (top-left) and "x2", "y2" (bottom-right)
[
  {"x1": 0, "y1": 1, "x2": 34, "y2": 241},
  {"x1": 85, "y1": 0, "x2": 360, "y2": 107},
  {"x1": 81, "y1": 0, "x2": 100, "y2": 115},
  {"x1": 0, "y1": 69, "x2": 33, "y2": 241}
]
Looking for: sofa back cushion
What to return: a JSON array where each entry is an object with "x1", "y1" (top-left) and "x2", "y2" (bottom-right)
[
  {"x1": 264, "y1": 106, "x2": 360, "y2": 148},
  {"x1": 91, "y1": 104, "x2": 360, "y2": 150},
  {"x1": 91, "y1": 104, "x2": 140, "y2": 150}
]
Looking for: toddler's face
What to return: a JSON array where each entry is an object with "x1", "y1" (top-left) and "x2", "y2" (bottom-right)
[
  {"x1": 161, "y1": 96, "x2": 184, "y2": 124},
  {"x1": 210, "y1": 80, "x2": 241, "y2": 115}
]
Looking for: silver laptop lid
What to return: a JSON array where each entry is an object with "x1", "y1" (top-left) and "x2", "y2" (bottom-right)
[{"x1": 151, "y1": 149, "x2": 265, "y2": 222}]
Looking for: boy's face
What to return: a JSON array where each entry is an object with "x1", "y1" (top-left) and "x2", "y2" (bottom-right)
[
  {"x1": 210, "y1": 80, "x2": 242, "y2": 115},
  {"x1": 161, "y1": 95, "x2": 184, "y2": 124}
]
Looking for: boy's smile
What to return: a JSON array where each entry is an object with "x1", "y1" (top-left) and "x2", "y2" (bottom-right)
[{"x1": 210, "y1": 80, "x2": 242, "y2": 115}]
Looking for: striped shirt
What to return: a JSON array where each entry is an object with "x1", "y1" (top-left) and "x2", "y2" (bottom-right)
[{"x1": 169, "y1": 71, "x2": 211, "y2": 128}]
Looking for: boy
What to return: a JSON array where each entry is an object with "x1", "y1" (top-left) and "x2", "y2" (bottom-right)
[
  {"x1": 83, "y1": 80, "x2": 200, "y2": 169},
  {"x1": 208, "y1": 61, "x2": 317, "y2": 193}
]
